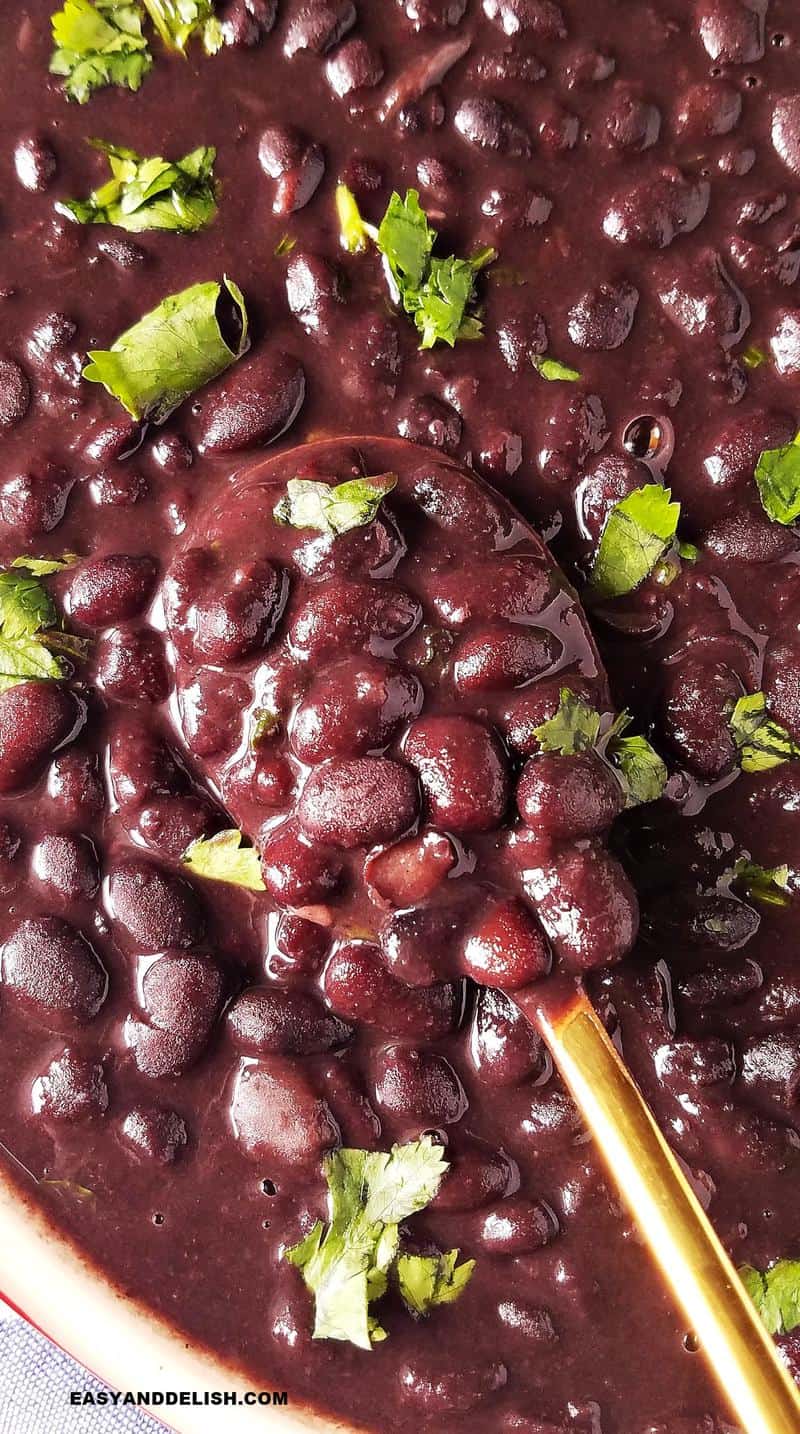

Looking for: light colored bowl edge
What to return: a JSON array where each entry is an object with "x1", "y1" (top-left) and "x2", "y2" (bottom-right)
[{"x1": 0, "y1": 1167, "x2": 353, "y2": 1434}]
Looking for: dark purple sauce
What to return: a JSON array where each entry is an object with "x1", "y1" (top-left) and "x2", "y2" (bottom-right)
[{"x1": 0, "y1": 1, "x2": 799, "y2": 1430}]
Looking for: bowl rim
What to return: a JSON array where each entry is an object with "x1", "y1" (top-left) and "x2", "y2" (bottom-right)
[{"x1": 0, "y1": 1163, "x2": 354, "y2": 1434}]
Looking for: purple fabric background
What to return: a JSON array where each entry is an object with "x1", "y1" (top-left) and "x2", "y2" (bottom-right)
[{"x1": 0, "y1": 1300, "x2": 160, "y2": 1433}]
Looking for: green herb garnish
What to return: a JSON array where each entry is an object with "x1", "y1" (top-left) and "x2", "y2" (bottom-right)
[
  {"x1": 609, "y1": 726, "x2": 670, "y2": 806},
  {"x1": 376, "y1": 189, "x2": 433, "y2": 291},
  {"x1": 533, "y1": 687, "x2": 668, "y2": 808},
  {"x1": 0, "y1": 561, "x2": 85, "y2": 692},
  {"x1": 732, "y1": 858, "x2": 792, "y2": 909},
  {"x1": 754, "y1": 433, "x2": 800, "y2": 527},
  {"x1": 182, "y1": 829, "x2": 265, "y2": 890},
  {"x1": 83, "y1": 277, "x2": 248, "y2": 423},
  {"x1": 532, "y1": 355, "x2": 582, "y2": 382},
  {"x1": 336, "y1": 186, "x2": 496, "y2": 349},
  {"x1": 50, "y1": 0, "x2": 152, "y2": 103},
  {"x1": 741, "y1": 345, "x2": 767, "y2": 370},
  {"x1": 58, "y1": 140, "x2": 217, "y2": 232},
  {"x1": 251, "y1": 708, "x2": 280, "y2": 747},
  {"x1": 589, "y1": 484, "x2": 682, "y2": 600},
  {"x1": 740, "y1": 1260, "x2": 800, "y2": 1335},
  {"x1": 533, "y1": 688, "x2": 602, "y2": 756},
  {"x1": 10, "y1": 556, "x2": 76, "y2": 576},
  {"x1": 273, "y1": 474, "x2": 397, "y2": 536},
  {"x1": 336, "y1": 183, "x2": 374, "y2": 254},
  {"x1": 677, "y1": 540, "x2": 700, "y2": 562},
  {"x1": 286, "y1": 1137, "x2": 471, "y2": 1349},
  {"x1": 395, "y1": 1250, "x2": 475, "y2": 1317},
  {"x1": 728, "y1": 692, "x2": 800, "y2": 773},
  {"x1": 142, "y1": 0, "x2": 222, "y2": 53}
]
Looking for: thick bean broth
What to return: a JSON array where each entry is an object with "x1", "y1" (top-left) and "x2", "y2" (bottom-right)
[{"x1": 0, "y1": 1, "x2": 799, "y2": 1430}]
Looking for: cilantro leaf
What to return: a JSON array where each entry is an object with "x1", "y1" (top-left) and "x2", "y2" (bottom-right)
[
  {"x1": 340, "y1": 1139, "x2": 449, "y2": 1227},
  {"x1": 285, "y1": 1137, "x2": 463, "y2": 1349},
  {"x1": 59, "y1": 140, "x2": 217, "y2": 233},
  {"x1": 142, "y1": 0, "x2": 223, "y2": 53},
  {"x1": 728, "y1": 692, "x2": 800, "y2": 773},
  {"x1": 336, "y1": 183, "x2": 376, "y2": 254},
  {"x1": 740, "y1": 1260, "x2": 800, "y2": 1336},
  {"x1": 338, "y1": 186, "x2": 495, "y2": 349},
  {"x1": 413, "y1": 253, "x2": 493, "y2": 350},
  {"x1": 532, "y1": 688, "x2": 667, "y2": 807},
  {"x1": 50, "y1": 0, "x2": 152, "y2": 104},
  {"x1": 733, "y1": 858, "x2": 792, "y2": 909},
  {"x1": 286, "y1": 1220, "x2": 382, "y2": 1349},
  {"x1": 0, "y1": 562, "x2": 85, "y2": 692},
  {"x1": 754, "y1": 433, "x2": 800, "y2": 526},
  {"x1": 251, "y1": 708, "x2": 280, "y2": 747},
  {"x1": 0, "y1": 570, "x2": 57, "y2": 640},
  {"x1": 609, "y1": 732, "x2": 669, "y2": 806},
  {"x1": 10, "y1": 556, "x2": 76, "y2": 576},
  {"x1": 83, "y1": 277, "x2": 249, "y2": 423},
  {"x1": 0, "y1": 636, "x2": 64, "y2": 691},
  {"x1": 182, "y1": 829, "x2": 265, "y2": 890},
  {"x1": 273, "y1": 474, "x2": 397, "y2": 536},
  {"x1": 377, "y1": 190, "x2": 435, "y2": 295},
  {"x1": 533, "y1": 688, "x2": 602, "y2": 755},
  {"x1": 532, "y1": 355, "x2": 582, "y2": 382},
  {"x1": 395, "y1": 1250, "x2": 475, "y2": 1317},
  {"x1": 741, "y1": 344, "x2": 767, "y2": 370},
  {"x1": 589, "y1": 484, "x2": 681, "y2": 600}
]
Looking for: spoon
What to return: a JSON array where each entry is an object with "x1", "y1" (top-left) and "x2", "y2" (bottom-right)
[
  {"x1": 521, "y1": 981, "x2": 800, "y2": 1434},
  {"x1": 170, "y1": 435, "x2": 800, "y2": 1432}
]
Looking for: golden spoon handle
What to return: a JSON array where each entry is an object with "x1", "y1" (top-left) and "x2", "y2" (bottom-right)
[{"x1": 525, "y1": 987, "x2": 800, "y2": 1434}]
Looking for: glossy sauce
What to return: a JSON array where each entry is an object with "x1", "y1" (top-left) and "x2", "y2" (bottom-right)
[{"x1": 0, "y1": 2, "x2": 799, "y2": 1431}]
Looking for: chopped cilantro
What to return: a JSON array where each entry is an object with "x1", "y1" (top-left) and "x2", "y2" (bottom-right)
[
  {"x1": 274, "y1": 233, "x2": 297, "y2": 258},
  {"x1": 182, "y1": 829, "x2": 265, "y2": 890},
  {"x1": 741, "y1": 344, "x2": 767, "y2": 370},
  {"x1": 413, "y1": 255, "x2": 480, "y2": 348},
  {"x1": 377, "y1": 189, "x2": 434, "y2": 293},
  {"x1": 532, "y1": 355, "x2": 582, "y2": 382},
  {"x1": 740, "y1": 1260, "x2": 800, "y2": 1336},
  {"x1": 533, "y1": 688, "x2": 602, "y2": 755},
  {"x1": 58, "y1": 140, "x2": 217, "y2": 233},
  {"x1": 251, "y1": 708, "x2": 280, "y2": 747},
  {"x1": 395, "y1": 1250, "x2": 475, "y2": 1317},
  {"x1": 83, "y1": 277, "x2": 248, "y2": 423},
  {"x1": 336, "y1": 183, "x2": 375, "y2": 254},
  {"x1": 589, "y1": 484, "x2": 682, "y2": 600},
  {"x1": 0, "y1": 569, "x2": 57, "y2": 639},
  {"x1": 609, "y1": 728, "x2": 669, "y2": 807},
  {"x1": 336, "y1": 186, "x2": 495, "y2": 349},
  {"x1": 677, "y1": 539, "x2": 700, "y2": 562},
  {"x1": 0, "y1": 561, "x2": 84, "y2": 692},
  {"x1": 142, "y1": 0, "x2": 223, "y2": 53},
  {"x1": 733, "y1": 858, "x2": 792, "y2": 909},
  {"x1": 533, "y1": 688, "x2": 667, "y2": 808},
  {"x1": 10, "y1": 555, "x2": 76, "y2": 576},
  {"x1": 754, "y1": 433, "x2": 800, "y2": 527},
  {"x1": 286, "y1": 1137, "x2": 471, "y2": 1349},
  {"x1": 50, "y1": 0, "x2": 152, "y2": 103},
  {"x1": 0, "y1": 635, "x2": 64, "y2": 690},
  {"x1": 728, "y1": 692, "x2": 800, "y2": 773},
  {"x1": 273, "y1": 475, "x2": 397, "y2": 536}
]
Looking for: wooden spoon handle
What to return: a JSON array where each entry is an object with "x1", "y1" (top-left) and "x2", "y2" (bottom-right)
[{"x1": 520, "y1": 986, "x2": 800, "y2": 1434}]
